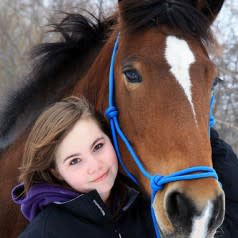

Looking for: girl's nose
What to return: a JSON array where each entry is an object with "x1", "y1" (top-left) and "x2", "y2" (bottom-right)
[{"x1": 87, "y1": 157, "x2": 103, "y2": 174}]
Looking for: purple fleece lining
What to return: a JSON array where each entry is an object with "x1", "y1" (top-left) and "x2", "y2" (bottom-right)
[{"x1": 12, "y1": 183, "x2": 79, "y2": 221}]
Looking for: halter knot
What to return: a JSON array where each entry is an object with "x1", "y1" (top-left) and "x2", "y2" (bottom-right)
[
  {"x1": 105, "y1": 106, "x2": 118, "y2": 119},
  {"x1": 150, "y1": 175, "x2": 165, "y2": 193}
]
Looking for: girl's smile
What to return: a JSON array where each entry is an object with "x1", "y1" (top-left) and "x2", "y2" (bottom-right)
[{"x1": 91, "y1": 170, "x2": 110, "y2": 183}]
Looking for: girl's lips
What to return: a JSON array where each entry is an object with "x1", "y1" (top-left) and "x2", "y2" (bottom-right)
[{"x1": 92, "y1": 170, "x2": 109, "y2": 183}]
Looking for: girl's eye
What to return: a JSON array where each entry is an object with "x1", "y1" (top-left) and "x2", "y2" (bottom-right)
[
  {"x1": 93, "y1": 143, "x2": 104, "y2": 152},
  {"x1": 69, "y1": 158, "x2": 81, "y2": 166}
]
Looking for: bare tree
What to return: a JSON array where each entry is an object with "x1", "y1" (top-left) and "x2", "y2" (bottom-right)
[
  {"x1": 0, "y1": 0, "x2": 46, "y2": 106},
  {"x1": 212, "y1": 0, "x2": 238, "y2": 153}
]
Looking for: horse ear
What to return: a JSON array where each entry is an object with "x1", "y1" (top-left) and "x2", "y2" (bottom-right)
[{"x1": 195, "y1": 0, "x2": 225, "y2": 23}]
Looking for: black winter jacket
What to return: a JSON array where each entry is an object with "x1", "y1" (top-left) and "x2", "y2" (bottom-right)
[
  {"x1": 211, "y1": 128, "x2": 238, "y2": 238},
  {"x1": 18, "y1": 188, "x2": 155, "y2": 238}
]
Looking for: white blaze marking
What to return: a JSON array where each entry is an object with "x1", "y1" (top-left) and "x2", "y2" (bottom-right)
[
  {"x1": 190, "y1": 201, "x2": 213, "y2": 238},
  {"x1": 165, "y1": 36, "x2": 198, "y2": 126}
]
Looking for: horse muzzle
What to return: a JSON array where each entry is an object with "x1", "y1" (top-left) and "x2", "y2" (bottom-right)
[{"x1": 153, "y1": 180, "x2": 225, "y2": 238}]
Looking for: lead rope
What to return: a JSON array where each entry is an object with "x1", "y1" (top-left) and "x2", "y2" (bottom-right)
[{"x1": 105, "y1": 34, "x2": 218, "y2": 238}]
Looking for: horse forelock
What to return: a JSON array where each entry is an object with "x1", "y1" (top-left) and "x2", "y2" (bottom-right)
[
  {"x1": 119, "y1": 0, "x2": 214, "y2": 47},
  {"x1": 0, "y1": 11, "x2": 115, "y2": 151}
]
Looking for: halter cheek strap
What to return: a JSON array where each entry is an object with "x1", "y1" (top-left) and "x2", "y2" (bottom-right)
[
  {"x1": 209, "y1": 94, "x2": 216, "y2": 128},
  {"x1": 105, "y1": 33, "x2": 218, "y2": 238}
]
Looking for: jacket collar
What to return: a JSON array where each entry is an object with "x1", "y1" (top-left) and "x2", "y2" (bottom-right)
[{"x1": 55, "y1": 186, "x2": 139, "y2": 224}]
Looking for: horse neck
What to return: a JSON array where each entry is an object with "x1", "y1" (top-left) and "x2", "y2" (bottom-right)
[{"x1": 73, "y1": 33, "x2": 116, "y2": 114}]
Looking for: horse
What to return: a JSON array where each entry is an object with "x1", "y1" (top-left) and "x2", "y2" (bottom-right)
[{"x1": 0, "y1": 0, "x2": 226, "y2": 237}]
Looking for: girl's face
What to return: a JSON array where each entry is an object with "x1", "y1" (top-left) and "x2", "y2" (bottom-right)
[{"x1": 52, "y1": 118, "x2": 118, "y2": 203}]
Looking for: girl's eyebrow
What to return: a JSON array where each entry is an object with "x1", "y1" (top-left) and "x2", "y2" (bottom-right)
[{"x1": 90, "y1": 136, "x2": 104, "y2": 150}]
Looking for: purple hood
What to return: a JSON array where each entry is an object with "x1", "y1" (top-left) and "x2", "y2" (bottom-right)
[{"x1": 11, "y1": 183, "x2": 79, "y2": 222}]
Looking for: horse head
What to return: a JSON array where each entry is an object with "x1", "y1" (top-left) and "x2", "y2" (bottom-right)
[{"x1": 111, "y1": 0, "x2": 225, "y2": 237}]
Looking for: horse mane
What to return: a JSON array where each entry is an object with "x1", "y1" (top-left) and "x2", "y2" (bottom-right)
[
  {"x1": 0, "y1": 11, "x2": 115, "y2": 151},
  {"x1": 120, "y1": 0, "x2": 214, "y2": 46}
]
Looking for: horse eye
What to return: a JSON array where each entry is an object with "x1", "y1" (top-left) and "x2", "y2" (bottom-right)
[
  {"x1": 123, "y1": 69, "x2": 142, "y2": 83},
  {"x1": 211, "y1": 77, "x2": 223, "y2": 91}
]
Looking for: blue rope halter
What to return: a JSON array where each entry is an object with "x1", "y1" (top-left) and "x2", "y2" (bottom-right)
[{"x1": 105, "y1": 34, "x2": 218, "y2": 238}]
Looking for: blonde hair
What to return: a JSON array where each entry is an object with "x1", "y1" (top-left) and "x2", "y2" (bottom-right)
[{"x1": 19, "y1": 96, "x2": 109, "y2": 192}]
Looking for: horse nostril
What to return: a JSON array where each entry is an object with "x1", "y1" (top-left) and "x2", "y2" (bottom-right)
[{"x1": 166, "y1": 191, "x2": 194, "y2": 228}]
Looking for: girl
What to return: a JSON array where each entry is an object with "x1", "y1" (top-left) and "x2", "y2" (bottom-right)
[{"x1": 12, "y1": 96, "x2": 155, "y2": 238}]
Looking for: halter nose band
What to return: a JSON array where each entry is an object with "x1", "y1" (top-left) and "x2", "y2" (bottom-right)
[
  {"x1": 150, "y1": 167, "x2": 218, "y2": 195},
  {"x1": 105, "y1": 33, "x2": 219, "y2": 238}
]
